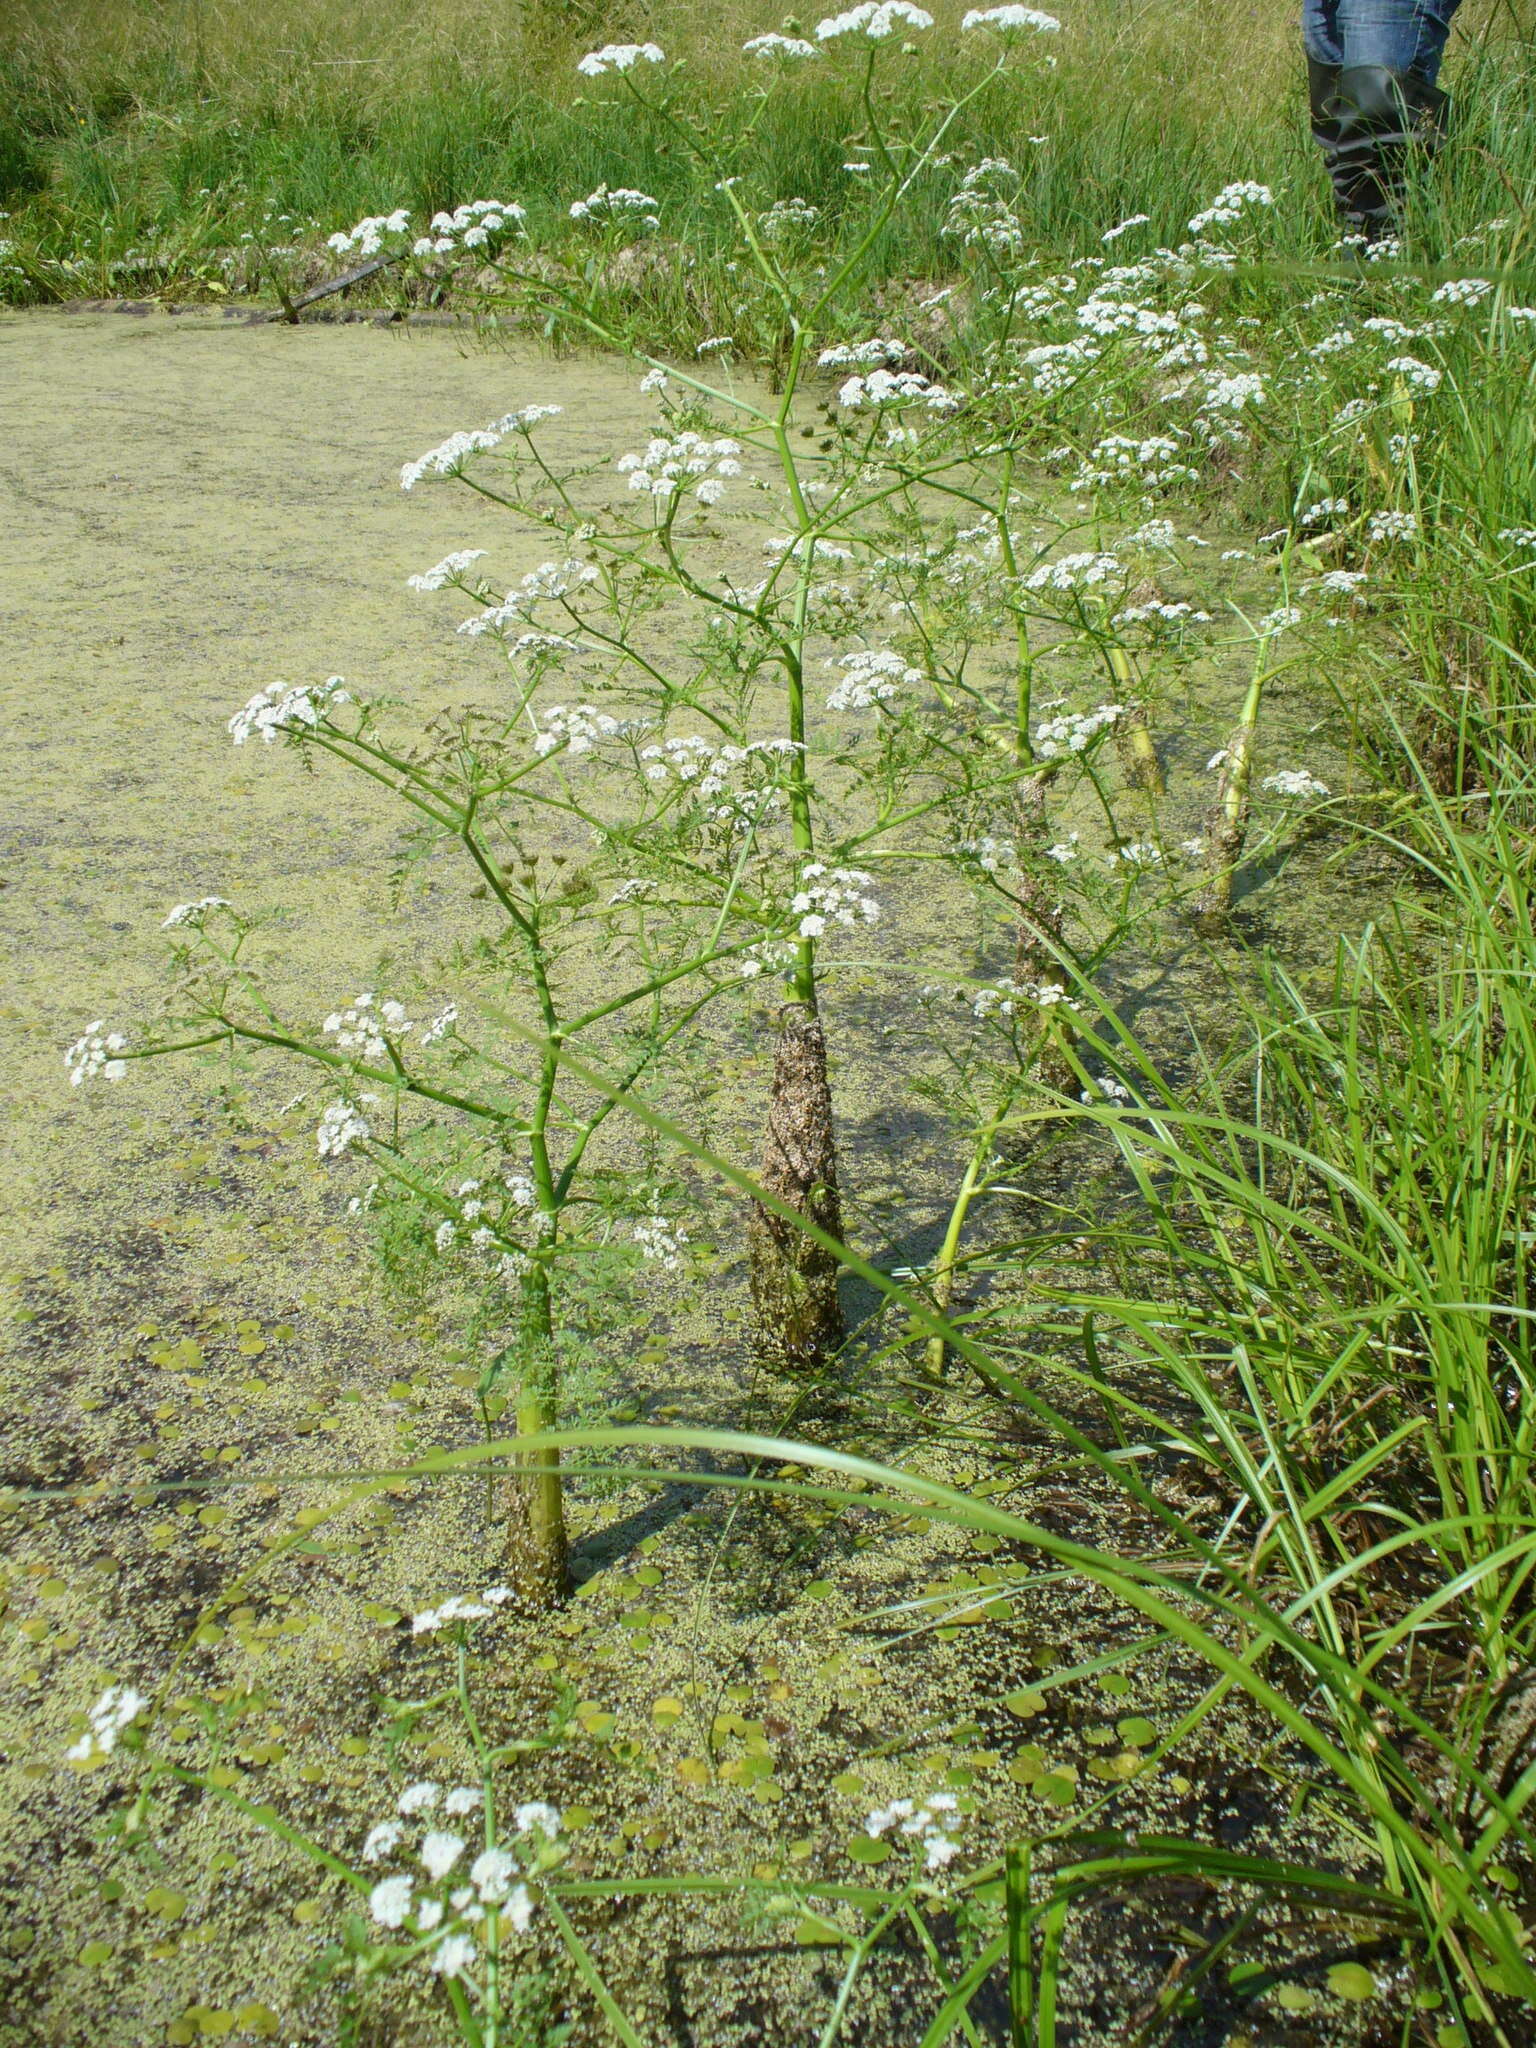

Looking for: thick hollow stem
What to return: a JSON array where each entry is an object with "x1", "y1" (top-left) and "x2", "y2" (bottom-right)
[
  {"x1": 748, "y1": 1003, "x2": 846, "y2": 1372},
  {"x1": 504, "y1": 1261, "x2": 570, "y2": 1608},
  {"x1": 1010, "y1": 774, "x2": 1065, "y2": 981},
  {"x1": 1108, "y1": 644, "x2": 1164, "y2": 795}
]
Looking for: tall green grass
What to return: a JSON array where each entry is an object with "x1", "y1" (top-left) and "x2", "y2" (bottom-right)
[
  {"x1": 3, "y1": 0, "x2": 1531, "y2": 337},
  {"x1": 0, "y1": 0, "x2": 1351, "y2": 300}
]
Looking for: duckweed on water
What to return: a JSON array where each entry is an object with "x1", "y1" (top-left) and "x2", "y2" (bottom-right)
[{"x1": 5, "y1": 6, "x2": 1536, "y2": 2044}]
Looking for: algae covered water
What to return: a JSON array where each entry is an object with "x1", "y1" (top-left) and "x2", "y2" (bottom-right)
[{"x1": 0, "y1": 308, "x2": 1444, "y2": 2046}]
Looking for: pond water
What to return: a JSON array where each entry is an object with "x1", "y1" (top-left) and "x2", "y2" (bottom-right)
[{"x1": 0, "y1": 309, "x2": 1387, "y2": 2047}]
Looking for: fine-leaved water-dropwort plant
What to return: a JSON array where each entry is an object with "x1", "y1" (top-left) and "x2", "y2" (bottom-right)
[{"x1": 66, "y1": 20, "x2": 1356, "y2": 1612}]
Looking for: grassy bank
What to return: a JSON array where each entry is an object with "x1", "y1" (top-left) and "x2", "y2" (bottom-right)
[{"x1": 0, "y1": 0, "x2": 1525, "y2": 319}]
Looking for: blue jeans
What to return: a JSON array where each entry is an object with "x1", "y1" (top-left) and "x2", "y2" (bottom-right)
[{"x1": 1302, "y1": 0, "x2": 1462, "y2": 81}]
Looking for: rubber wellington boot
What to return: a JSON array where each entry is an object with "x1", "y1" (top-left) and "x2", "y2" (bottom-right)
[{"x1": 1310, "y1": 61, "x2": 1449, "y2": 239}]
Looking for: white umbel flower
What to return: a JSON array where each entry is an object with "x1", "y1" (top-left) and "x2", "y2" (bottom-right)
[
  {"x1": 65, "y1": 1684, "x2": 148, "y2": 1762},
  {"x1": 577, "y1": 42, "x2": 665, "y2": 73},
  {"x1": 817, "y1": 1, "x2": 933, "y2": 39},
  {"x1": 64, "y1": 1022, "x2": 129, "y2": 1088}
]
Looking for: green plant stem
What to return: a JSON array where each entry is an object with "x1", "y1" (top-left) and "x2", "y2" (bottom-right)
[{"x1": 925, "y1": 1100, "x2": 1010, "y2": 1378}]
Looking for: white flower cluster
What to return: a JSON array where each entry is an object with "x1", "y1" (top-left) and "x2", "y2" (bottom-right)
[
  {"x1": 407, "y1": 549, "x2": 487, "y2": 594},
  {"x1": 1112, "y1": 599, "x2": 1213, "y2": 629},
  {"x1": 1199, "y1": 370, "x2": 1266, "y2": 413},
  {"x1": 577, "y1": 42, "x2": 665, "y2": 74},
  {"x1": 1186, "y1": 182, "x2": 1274, "y2": 237},
  {"x1": 866, "y1": 1793, "x2": 964, "y2": 1871},
  {"x1": 1310, "y1": 328, "x2": 1356, "y2": 358},
  {"x1": 361, "y1": 1782, "x2": 564, "y2": 1983},
  {"x1": 1071, "y1": 432, "x2": 1197, "y2": 493},
  {"x1": 421, "y1": 1003, "x2": 459, "y2": 1045},
  {"x1": 607, "y1": 878, "x2": 657, "y2": 905},
  {"x1": 743, "y1": 32, "x2": 821, "y2": 57},
  {"x1": 640, "y1": 734, "x2": 798, "y2": 825},
  {"x1": 531, "y1": 703, "x2": 626, "y2": 759},
  {"x1": 634, "y1": 1213, "x2": 690, "y2": 1269},
  {"x1": 1386, "y1": 354, "x2": 1443, "y2": 393},
  {"x1": 432, "y1": 1177, "x2": 540, "y2": 1281},
  {"x1": 738, "y1": 937, "x2": 801, "y2": 979},
  {"x1": 1020, "y1": 337, "x2": 1102, "y2": 395},
  {"x1": 399, "y1": 407, "x2": 561, "y2": 493},
  {"x1": 326, "y1": 209, "x2": 411, "y2": 258},
  {"x1": 838, "y1": 368, "x2": 960, "y2": 414},
  {"x1": 816, "y1": 2, "x2": 933, "y2": 40},
  {"x1": 818, "y1": 338, "x2": 908, "y2": 369},
  {"x1": 761, "y1": 533, "x2": 855, "y2": 566},
  {"x1": 461, "y1": 558, "x2": 600, "y2": 636},
  {"x1": 1081, "y1": 1073, "x2": 1133, "y2": 1103},
  {"x1": 65, "y1": 1684, "x2": 149, "y2": 1763},
  {"x1": 944, "y1": 159, "x2": 1027, "y2": 256},
  {"x1": 790, "y1": 863, "x2": 881, "y2": 940},
  {"x1": 759, "y1": 197, "x2": 821, "y2": 242},
  {"x1": 413, "y1": 200, "x2": 525, "y2": 258},
  {"x1": 160, "y1": 896, "x2": 231, "y2": 930},
  {"x1": 1368, "y1": 509, "x2": 1418, "y2": 543},
  {"x1": 825, "y1": 647, "x2": 921, "y2": 710},
  {"x1": 616, "y1": 432, "x2": 743, "y2": 503},
  {"x1": 1102, "y1": 212, "x2": 1151, "y2": 243},
  {"x1": 1024, "y1": 551, "x2": 1122, "y2": 593},
  {"x1": 1310, "y1": 568, "x2": 1368, "y2": 598},
  {"x1": 229, "y1": 674, "x2": 351, "y2": 745},
  {"x1": 970, "y1": 978, "x2": 1067, "y2": 1020},
  {"x1": 569, "y1": 186, "x2": 660, "y2": 230},
  {"x1": 1075, "y1": 294, "x2": 1182, "y2": 340},
  {"x1": 1261, "y1": 769, "x2": 1330, "y2": 799},
  {"x1": 65, "y1": 1021, "x2": 129, "y2": 1086},
  {"x1": 961, "y1": 5, "x2": 1061, "y2": 32},
  {"x1": 1360, "y1": 316, "x2": 1419, "y2": 343},
  {"x1": 410, "y1": 1584, "x2": 515, "y2": 1635},
  {"x1": 1033, "y1": 702, "x2": 1125, "y2": 758},
  {"x1": 1300, "y1": 497, "x2": 1349, "y2": 525},
  {"x1": 954, "y1": 836, "x2": 1017, "y2": 874},
  {"x1": 1431, "y1": 276, "x2": 1492, "y2": 306},
  {"x1": 317, "y1": 1095, "x2": 378, "y2": 1159},
  {"x1": 1258, "y1": 605, "x2": 1303, "y2": 635},
  {"x1": 322, "y1": 994, "x2": 413, "y2": 1063}
]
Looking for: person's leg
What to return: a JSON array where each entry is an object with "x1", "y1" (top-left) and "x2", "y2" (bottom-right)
[
  {"x1": 1337, "y1": 0, "x2": 1461, "y2": 82},
  {"x1": 1304, "y1": 0, "x2": 1349, "y2": 218},
  {"x1": 1305, "y1": 0, "x2": 1463, "y2": 235}
]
